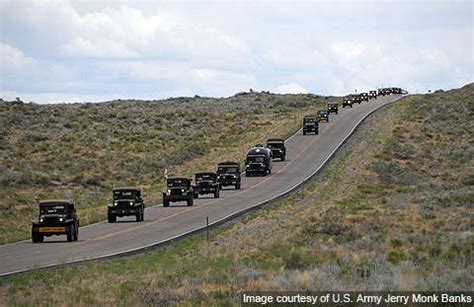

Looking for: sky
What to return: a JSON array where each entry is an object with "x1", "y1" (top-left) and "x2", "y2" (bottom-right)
[{"x1": 0, "y1": 0, "x2": 473, "y2": 104}]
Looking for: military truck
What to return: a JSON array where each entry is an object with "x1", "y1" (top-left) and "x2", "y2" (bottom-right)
[
  {"x1": 266, "y1": 138, "x2": 286, "y2": 161},
  {"x1": 163, "y1": 177, "x2": 194, "y2": 207},
  {"x1": 360, "y1": 92, "x2": 369, "y2": 102},
  {"x1": 342, "y1": 97, "x2": 353, "y2": 108},
  {"x1": 353, "y1": 94, "x2": 362, "y2": 104},
  {"x1": 31, "y1": 200, "x2": 79, "y2": 243},
  {"x1": 245, "y1": 146, "x2": 273, "y2": 176},
  {"x1": 108, "y1": 187, "x2": 145, "y2": 222},
  {"x1": 192, "y1": 172, "x2": 220, "y2": 199},
  {"x1": 317, "y1": 109, "x2": 329, "y2": 123},
  {"x1": 369, "y1": 90, "x2": 377, "y2": 99},
  {"x1": 217, "y1": 161, "x2": 241, "y2": 190},
  {"x1": 302, "y1": 115, "x2": 319, "y2": 135},
  {"x1": 328, "y1": 103, "x2": 338, "y2": 114}
]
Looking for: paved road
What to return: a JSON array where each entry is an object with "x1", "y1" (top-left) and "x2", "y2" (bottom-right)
[{"x1": 0, "y1": 94, "x2": 403, "y2": 277}]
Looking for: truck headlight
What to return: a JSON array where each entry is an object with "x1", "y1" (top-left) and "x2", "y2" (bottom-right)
[
  {"x1": 233, "y1": 175, "x2": 237, "y2": 178},
  {"x1": 40, "y1": 217, "x2": 44, "y2": 223},
  {"x1": 129, "y1": 201, "x2": 133, "y2": 206},
  {"x1": 59, "y1": 217, "x2": 64, "y2": 222},
  {"x1": 114, "y1": 202, "x2": 118, "y2": 206}
]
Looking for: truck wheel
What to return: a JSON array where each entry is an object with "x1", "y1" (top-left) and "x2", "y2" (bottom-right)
[
  {"x1": 187, "y1": 197, "x2": 193, "y2": 207},
  {"x1": 336, "y1": 110, "x2": 338, "y2": 114},
  {"x1": 246, "y1": 172, "x2": 250, "y2": 177},
  {"x1": 67, "y1": 226, "x2": 74, "y2": 242},
  {"x1": 38, "y1": 234, "x2": 44, "y2": 243},
  {"x1": 108, "y1": 214, "x2": 116, "y2": 223},
  {"x1": 193, "y1": 193, "x2": 198, "y2": 199},
  {"x1": 136, "y1": 212, "x2": 141, "y2": 222},
  {"x1": 141, "y1": 211, "x2": 144, "y2": 222},
  {"x1": 303, "y1": 131, "x2": 306, "y2": 135},
  {"x1": 74, "y1": 227, "x2": 79, "y2": 241},
  {"x1": 235, "y1": 183, "x2": 241, "y2": 190},
  {"x1": 163, "y1": 199, "x2": 170, "y2": 207},
  {"x1": 214, "y1": 190, "x2": 220, "y2": 198},
  {"x1": 316, "y1": 130, "x2": 319, "y2": 135},
  {"x1": 32, "y1": 232, "x2": 39, "y2": 243},
  {"x1": 281, "y1": 156, "x2": 285, "y2": 161}
]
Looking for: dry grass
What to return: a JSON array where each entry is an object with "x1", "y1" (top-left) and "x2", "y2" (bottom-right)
[{"x1": 0, "y1": 84, "x2": 472, "y2": 305}]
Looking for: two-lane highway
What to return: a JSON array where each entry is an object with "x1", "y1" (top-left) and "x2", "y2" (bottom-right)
[{"x1": 0, "y1": 94, "x2": 403, "y2": 277}]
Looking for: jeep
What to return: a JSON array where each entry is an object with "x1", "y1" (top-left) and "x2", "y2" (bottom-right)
[
  {"x1": 360, "y1": 92, "x2": 369, "y2": 102},
  {"x1": 192, "y1": 172, "x2": 220, "y2": 198},
  {"x1": 163, "y1": 177, "x2": 193, "y2": 207},
  {"x1": 245, "y1": 146, "x2": 273, "y2": 176},
  {"x1": 217, "y1": 161, "x2": 241, "y2": 190},
  {"x1": 108, "y1": 187, "x2": 145, "y2": 222},
  {"x1": 318, "y1": 109, "x2": 329, "y2": 123},
  {"x1": 369, "y1": 90, "x2": 377, "y2": 99},
  {"x1": 342, "y1": 97, "x2": 353, "y2": 108},
  {"x1": 353, "y1": 94, "x2": 362, "y2": 104},
  {"x1": 302, "y1": 116, "x2": 319, "y2": 135},
  {"x1": 266, "y1": 138, "x2": 286, "y2": 161},
  {"x1": 31, "y1": 200, "x2": 79, "y2": 243},
  {"x1": 328, "y1": 103, "x2": 338, "y2": 114}
]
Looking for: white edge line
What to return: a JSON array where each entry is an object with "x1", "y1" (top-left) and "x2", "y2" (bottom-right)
[{"x1": 0, "y1": 95, "x2": 406, "y2": 277}]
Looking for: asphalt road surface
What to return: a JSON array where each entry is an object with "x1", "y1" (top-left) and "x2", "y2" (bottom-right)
[{"x1": 0, "y1": 94, "x2": 403, "y2": 277}]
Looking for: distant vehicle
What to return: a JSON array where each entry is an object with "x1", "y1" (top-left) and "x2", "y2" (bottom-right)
[
  {"x1": 163, "y1": 177, "x2": 193, "y2": 207},
  {"x1": 302, "y1": 115, "x2": 319, "y2": 135},
  {"x1": 217, "y1": 161, "x2": 241, "y2": 190},
  {"x1": 353, "y1": 95, "x2": 362, "y2": 104},
  {"x1": 266, "y1": 138, "x2": 286, "y2": 161},
  {"x1": 32, "y1": 200, "x2": 79, "y2": 243},
  {"x1": 108, "y1": 187, "x2": 145, "y2": 222},
  {"x1": 317, "y1": 109, "x2": 329, "y2": 123},
  {"x1": 378, "y1": 88, "x2": 388, "y2": 96},
  {"x1": 360, "y1": 92, "x2": 369, "y2": 102},
  {"x1": 328, "y1": 103, "x2": 338, "y2": 114},
  {"x1": 245, "y1": 146, "x2": 273, "y2": 176},
  {"x1": 192, "y1": 172, "x2": 220, "y2": 199},
  {"x1": 391, "y1": 87, "x2": 402, "y2": 94},
  {"x1": 369, "y1": 90, "x2": 377, "y2": 99},
  {"x1": 342, "y1": 97, "x2": 353, "y2": 108}
]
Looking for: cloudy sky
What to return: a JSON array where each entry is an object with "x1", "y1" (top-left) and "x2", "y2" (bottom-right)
[{"x1": 1, "y1": 0, "x2": 473, "y2": 103}]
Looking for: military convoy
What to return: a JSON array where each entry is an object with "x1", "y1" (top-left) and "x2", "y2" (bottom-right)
[
  {"x1": 32, "y1": 200, "x2": 79, "y2": 243},
  {"x1": 30, "y1": 86, "x2": 404, "y2": 243},
  {"x1": 108, "y1": 187, "x2": 145, "y2": 222}
]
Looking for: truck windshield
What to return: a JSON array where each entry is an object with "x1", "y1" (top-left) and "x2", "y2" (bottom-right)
[
  {"x1": 304, "y1": 118, "x2": 316, "y2": 124},
  {"x1": 113, "y1": 191, "x2": 135, "y2": 199},
  {"x1": 267, "y1": 143, "x2": 283, "y2": 148},
  {"x1": 40, "y1": 205, "x2": 67, "y2": 215},
  {"x1": 248, "y1": 155, "x2": 265, "y2": 163},
  {"x1": 218, "y1": 167, "x2": 239, "y2": 174},
  {"x1": 196, "y1": 174, "x2": 215, "y2": 181},
  {"x1": 168, "y1": 179, "x2": 188, "y2": 187}
]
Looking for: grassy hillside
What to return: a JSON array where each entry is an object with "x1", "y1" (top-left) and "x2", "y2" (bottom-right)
[
  {"x1": 1, "y1": 85, "x2": 472, "y2": 305},
  {"x1": 0, "y1": 92, "x2": 331, "y2": 244}
]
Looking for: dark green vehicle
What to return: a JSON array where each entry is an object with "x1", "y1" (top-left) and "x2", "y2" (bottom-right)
[
  {"x1": 163, "y1": 177, "x2": 194, "y2": 207},
  {"x1": 342, "y1": 97, "x2": 353, "y2": 108},
  {"x1": 192, "y1": 172, "x2": 220, "y2": 199},
  {"x1": 31, "y1": 200, "x2": 79, "y2": 243},
  {"x1": 217, "y1": 161, "x2": 241, "y2": 190},
  {"x1": 328, "y1": 103, "x2": 338, "y2": 114},
  {"x1": 266, "y1": 138, "x2": 286, "y2": 161},
  {"x1": 317, "y1": 109, "x2": 329, "y2": 123},
  {"x1": 360, "y1": 92, "x2": 369, "y2": 102},
  {"x1": 369, "y1": 90, "x2": 377, "y2": 99},
  {"x1": 302, "y1": 115, "x2": 319, "y2": 135},
  {"x1": 108, "y1": 187, "x2": 145, "y2": 222}
]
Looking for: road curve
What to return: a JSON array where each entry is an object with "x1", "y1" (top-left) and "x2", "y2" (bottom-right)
[{"x1": 0, "y1": 94, "x2": 403, "y2": 277}]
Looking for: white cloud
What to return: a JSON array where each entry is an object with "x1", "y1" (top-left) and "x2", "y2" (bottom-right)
[
  {"x1": 0, "y1": 0, "x2": 472, "y2": 102},
  {"x1": 273, "y1": 82, "x2": 308, "y2": 94}
]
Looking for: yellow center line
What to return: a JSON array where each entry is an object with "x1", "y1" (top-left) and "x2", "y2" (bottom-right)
[{"x1": 78, "y1": 109, "x2": 344, "y2": 243}]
